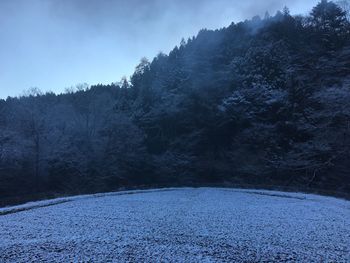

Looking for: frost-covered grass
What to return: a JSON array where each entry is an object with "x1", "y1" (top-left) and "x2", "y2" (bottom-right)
[
  {"x1": 0, "y1": 188, "x2": 349, "y2": 262},
  {"x1": 0, "y1": 188, "x2": 177, "y2": 215}
]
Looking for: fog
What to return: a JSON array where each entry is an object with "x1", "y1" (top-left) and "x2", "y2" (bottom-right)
[{"x1": 0, "y1": 0, "x2": 317, "y2": 98}]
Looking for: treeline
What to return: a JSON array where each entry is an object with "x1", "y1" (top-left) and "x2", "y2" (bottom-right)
[{"x1": 1, "y1": 0, "x2": 350, "y2": 203}]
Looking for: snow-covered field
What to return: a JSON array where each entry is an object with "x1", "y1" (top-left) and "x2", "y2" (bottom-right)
[{"x1": 0, "y1": 188, "x2": 349, "y2": 262}]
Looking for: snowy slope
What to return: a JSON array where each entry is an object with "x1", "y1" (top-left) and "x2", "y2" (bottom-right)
[{"x1": 0, "y1": 188, "x2": 349, "y2": 262}]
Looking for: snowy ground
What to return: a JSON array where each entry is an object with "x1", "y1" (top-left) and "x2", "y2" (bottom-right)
[{"x1": 0, "y1": 188, "x2": 349, "y2": 262}]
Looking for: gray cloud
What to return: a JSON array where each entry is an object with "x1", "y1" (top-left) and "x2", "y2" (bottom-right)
[{"x1": 0, "y1": 0, "x2": 318, "y2": 98}]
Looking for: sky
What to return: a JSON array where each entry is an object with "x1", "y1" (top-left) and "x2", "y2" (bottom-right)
[{"x1": 0, "y1": 0, "x2": 318, "y2": 99}]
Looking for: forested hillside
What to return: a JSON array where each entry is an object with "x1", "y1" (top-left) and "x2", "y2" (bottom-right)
[{"x1": 1, "y1": 0, "x2": 350, "y2": 204}]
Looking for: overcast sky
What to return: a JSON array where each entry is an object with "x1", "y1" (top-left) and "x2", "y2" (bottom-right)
[{"x1": 0, "y1": 0, "x2": 318, "y2": 98}]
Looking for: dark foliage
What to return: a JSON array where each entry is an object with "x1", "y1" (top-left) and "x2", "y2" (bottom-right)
[{"x1": 1, "y1": 1, "x2": 349, "y2": 204}]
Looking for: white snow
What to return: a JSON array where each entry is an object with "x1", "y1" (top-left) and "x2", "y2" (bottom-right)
[{"x1": 0, "y1": 188, "x2": 349, "y2": 262}]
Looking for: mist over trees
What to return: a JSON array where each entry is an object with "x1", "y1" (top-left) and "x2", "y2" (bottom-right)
[{"x1": 1, "y1": 0, "x2": 350, "y2": 204}]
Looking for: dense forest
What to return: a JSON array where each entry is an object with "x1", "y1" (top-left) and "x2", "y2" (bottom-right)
[{"x1": 1, "y1": 0, "x2": 350, "y2": 204}]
